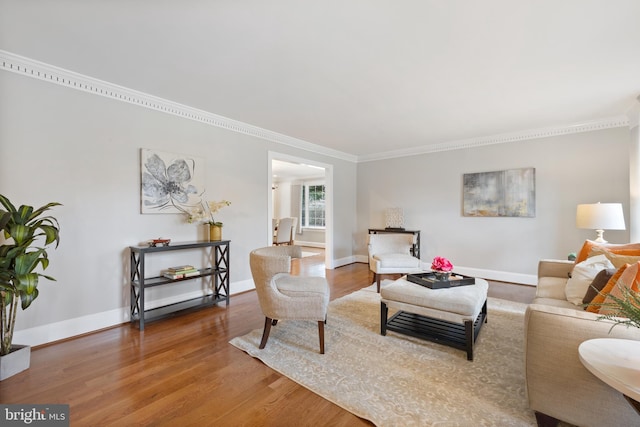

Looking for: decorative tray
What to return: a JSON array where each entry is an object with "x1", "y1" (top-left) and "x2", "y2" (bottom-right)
[{"x1": 407, "y1": 272, "x2": 476, "y2": 289}]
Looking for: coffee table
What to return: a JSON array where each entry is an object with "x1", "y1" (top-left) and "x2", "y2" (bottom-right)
[{"x1": 380, "y1": 275, "x2": 488, "y2": 360}]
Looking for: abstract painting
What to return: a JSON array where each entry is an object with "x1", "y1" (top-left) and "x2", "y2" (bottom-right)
[
  {"x1": 140, "y1": 148, "x2": 204, "y2": 214},
  {"x1": 463, "y1": 168, "x2": 535, "y2": 217}
]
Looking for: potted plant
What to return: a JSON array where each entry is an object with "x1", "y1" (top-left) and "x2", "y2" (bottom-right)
[
  {"x1": 0, "y1": 194, "x2": 61, "y2": 380},
  {"x1": 590, "y1": 285, "x2": 640, "y2": 331},
  {"x1": 186, "y1": 199, "x2": 230, "y2": 241}
]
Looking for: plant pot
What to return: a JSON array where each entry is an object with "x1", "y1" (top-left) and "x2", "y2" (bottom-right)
[
  {"x1": 209, "y1": 224, "x2": 222, "y2": 241},
  {"x1": 0, "y1": 344, "x2": 30, "y2": 381}
]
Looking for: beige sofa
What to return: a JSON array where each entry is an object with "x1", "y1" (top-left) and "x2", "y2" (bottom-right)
[{"x1": 525, "y1": 259, "x2": 640, "y2": 427}]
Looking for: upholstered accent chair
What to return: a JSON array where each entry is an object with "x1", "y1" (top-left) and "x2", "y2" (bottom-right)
[
  {"x1": 249, "y1": 245, "x2": 330, "y2": 353},
  {"x1": 368, "y1": 233, "x2": 422, "y2": 292},
  {"x1": 273, "y1": 217, "x2": 294, "y2": 245}
]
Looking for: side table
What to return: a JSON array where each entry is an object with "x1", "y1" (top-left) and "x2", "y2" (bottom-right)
[{"x1": 578, "y1": 338, "x2": 640, "y2": 415}]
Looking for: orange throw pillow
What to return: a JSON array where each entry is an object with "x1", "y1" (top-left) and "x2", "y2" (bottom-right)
[
  {"x1": 586, "y1": 263, "x2": 629, "y2": 313},
  {"x1": 575, "y1": 241, "x2": 640, "y2": 265},
  {"x1": 599, "y1": 262, "x2": 640, "y2": 316}
]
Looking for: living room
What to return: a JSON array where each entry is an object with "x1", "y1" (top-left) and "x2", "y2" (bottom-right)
[{"x1": 1, "y1": 1, "x2": 640, "y2": 425}]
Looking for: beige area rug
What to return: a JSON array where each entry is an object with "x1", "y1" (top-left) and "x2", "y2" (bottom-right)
[{"x1": 230, "y1": 284, "x2": 536, "y2": 427}]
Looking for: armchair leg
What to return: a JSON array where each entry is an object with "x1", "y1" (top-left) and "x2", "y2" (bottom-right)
[
  {"x1": 317, "y1": 321, "x2": 325, "y2": 354},
  {"x1": 259, "y1": 317, "x2": 275, "y2": 349},
  {"x1": 534, "y1": 411, "x2": 559, "y2": 427},
  {"x1": 375, "y1": 274, "x2": 382, "y2": 293}
]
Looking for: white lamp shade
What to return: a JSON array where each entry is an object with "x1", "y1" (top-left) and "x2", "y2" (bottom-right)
[{"x1": 576, "y1": 203, "x2": 626, "y2": 230}]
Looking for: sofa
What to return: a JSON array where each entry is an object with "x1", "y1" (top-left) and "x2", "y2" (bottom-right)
[{"x1": 525, "y1": 257, "x2": 640, "y2": 427}]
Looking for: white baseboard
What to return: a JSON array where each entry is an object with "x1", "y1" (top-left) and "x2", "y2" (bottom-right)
[
  {"x1": 333, "y1": 255, "x2": 358, "y2": 268},
  {"x1": 452, "y1": 266, "x2": 536, "y2": 286},
  {"x1": 14, "y1": 279, "x2": 257, "y2": 348},
  {"x1": 352, "y1": 256, "x2": 536, "y2": 286},
  {"x1": 13, "y1": 263, "x2": 535, "y2": 348}
]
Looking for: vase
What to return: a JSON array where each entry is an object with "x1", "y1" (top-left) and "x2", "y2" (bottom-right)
[
  {"x1": 433, "y1": 271, "x2": 450, "y2": 282},
  {"x1": 209, "y1": 224, "x2": 222, "y2": 241}
]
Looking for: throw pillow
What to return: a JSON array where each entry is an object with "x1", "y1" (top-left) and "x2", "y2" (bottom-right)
[
  {"x1": 565, "y1": 254, "x2": 614, "y2": 305},
  {"x1": 574, "y1": 240, "x2": 640, "y2": 265},
  {"x1": 586, "y1": 264, "x2": 629, "y2": 313},
  {"x1": 598, "y1": 262, "x2": 640, "y2": 316},
  {"x1": 589, "y1": 246, "x2": 640, "y2": 268},
  {"x1": 582, "y1": 268, "x2": 617, "y2": 305}
]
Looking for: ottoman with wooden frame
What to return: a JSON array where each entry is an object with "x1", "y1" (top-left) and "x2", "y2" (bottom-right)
[{"x1": 380, "y1": 276, "x2": 489, "y2": 360}]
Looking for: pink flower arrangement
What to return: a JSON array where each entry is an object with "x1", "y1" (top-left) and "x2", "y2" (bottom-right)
[{"x1": 431, "y1": 256, "x2": 453, "y2": 272}]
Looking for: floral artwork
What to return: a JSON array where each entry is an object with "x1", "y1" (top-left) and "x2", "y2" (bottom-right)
[
  {"x1": 140, "y1": 149, "x2": 204, "y2": 214},
  {"x1": 463, "y1": 168, "x2": 535, "y2": 217}
]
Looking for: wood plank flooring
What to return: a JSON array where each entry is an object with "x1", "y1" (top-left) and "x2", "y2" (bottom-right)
[{"x1": 0, "y1": 251, "x2": 535, "y2": 426}]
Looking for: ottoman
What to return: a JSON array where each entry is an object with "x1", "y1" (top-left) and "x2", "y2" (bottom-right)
[{"x1": 380, "y1": 276, "x2": 489, "y2": 360}]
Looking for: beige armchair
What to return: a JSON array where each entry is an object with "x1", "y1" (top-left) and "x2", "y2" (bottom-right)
[
  {"x1": 368, "y1": 233, "x2": 422, "y2": 292},
  {"x1": 249, "y1": 245, "x2": 330, "y2": 353}
]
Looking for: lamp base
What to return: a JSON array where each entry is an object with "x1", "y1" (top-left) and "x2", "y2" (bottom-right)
[{"x1": 594, "y1": 229, "x2": 607, "y2": 244}]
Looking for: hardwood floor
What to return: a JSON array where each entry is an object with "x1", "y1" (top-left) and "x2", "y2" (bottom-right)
[{"x1": 0, "y1": 250, "x2": 535, "y2": 426}]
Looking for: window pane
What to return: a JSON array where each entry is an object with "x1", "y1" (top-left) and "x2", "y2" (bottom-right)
[
  {"x1": 307, "y1": 185, "x2": 325, "y2": 227},
  {"x1": 301, "y1": 186, "x2": 307, "y2": 226}
]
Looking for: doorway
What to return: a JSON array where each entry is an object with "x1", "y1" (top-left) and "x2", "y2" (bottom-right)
[{"x1": 268, "y1": 152, "x2": 334, "y2": 268}]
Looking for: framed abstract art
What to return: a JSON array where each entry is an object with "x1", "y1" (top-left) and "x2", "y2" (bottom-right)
[{"x1": 463, "y1": 167, "x2": 535, "y2": 217}]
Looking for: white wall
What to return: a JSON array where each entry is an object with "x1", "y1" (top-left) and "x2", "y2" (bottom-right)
[
  {"x1": 1, "y1": 59, "x2": 632, "y2": 346},
  {"x1": 0, "y1": 71, "x2": 358, "y2": 345},
  {"x1": 356, "y1": 128, "x2": 631, "y2": 284}
]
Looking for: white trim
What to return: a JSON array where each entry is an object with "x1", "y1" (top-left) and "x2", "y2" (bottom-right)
[
  {"x1": 13, "y1": 281, "x2": 255, "y2": 348},
  {"x1": 358, "y1": 116, "x2": 630, "y2": 162},
  {"x1": 268, "y1": 152, "x2": 335, "y2": 268},
  {"x1": 453, "y1": 266, "x2": 537, "y2": 286},
  {"x1": 0, "y1": 49, "x2": 632, "y2": 165},
  {"x1": 352, "y1": 257, "x2": 537, "y2": 286},
  {"x1": 628, "y1": 97, "x2": 640, "y2": 129},
  {"x1": 0, "y1": 49, "x2": 357, "y2": 163}
]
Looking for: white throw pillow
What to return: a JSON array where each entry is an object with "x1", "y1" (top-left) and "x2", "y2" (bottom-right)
[{"x1": 565, "y1": 254, "x2": 614, "y2": 305}]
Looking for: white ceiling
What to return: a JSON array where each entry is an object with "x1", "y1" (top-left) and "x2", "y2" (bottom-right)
[{"x1": 2, "y1": 1, "x2": 640, "y2": 160}]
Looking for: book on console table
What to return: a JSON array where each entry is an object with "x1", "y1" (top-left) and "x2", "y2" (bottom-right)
[
  {"x1": 163, "y1": 269, "x2": 200, "y2": 279},
  {"x1": 407, "y1": 272, "x2": 475, "y2": 289},
  {"x1": 167, "y1": 265, "x2": 196, "y2": 273}
]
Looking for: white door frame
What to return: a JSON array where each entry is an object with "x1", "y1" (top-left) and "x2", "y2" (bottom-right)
[{"x1": 268, "y1": 151, "x2": 334, "y2": 269}]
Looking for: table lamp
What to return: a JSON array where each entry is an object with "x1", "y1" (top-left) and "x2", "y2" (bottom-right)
[{"x1": 576, "y1": 202, "x2": 625, "y2": 243}]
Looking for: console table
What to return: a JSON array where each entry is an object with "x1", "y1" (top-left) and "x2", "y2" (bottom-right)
[
  {"x1": 129, "y1": 240, "x2": 230, "y2": 330},
  {"x1": 368, "y1": 228, "x2": 420, "y2": 259},
  {"x1": 579, "y1": 338, "x2": 640, "y2": 415}
]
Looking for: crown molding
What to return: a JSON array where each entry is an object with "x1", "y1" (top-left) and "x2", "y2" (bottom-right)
[
  {"x1": 0, "y1": 50, "x2": 358, "y2": 163},
  {"x1": 1, "y1": 50, "x2": 630, "y2": 164},
  {"x1": 357, "y1": 116, "x2": 630, "y2": 163},
  {"x1": 627, "y1": 95, "x2": 640, "y2": 129}
]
